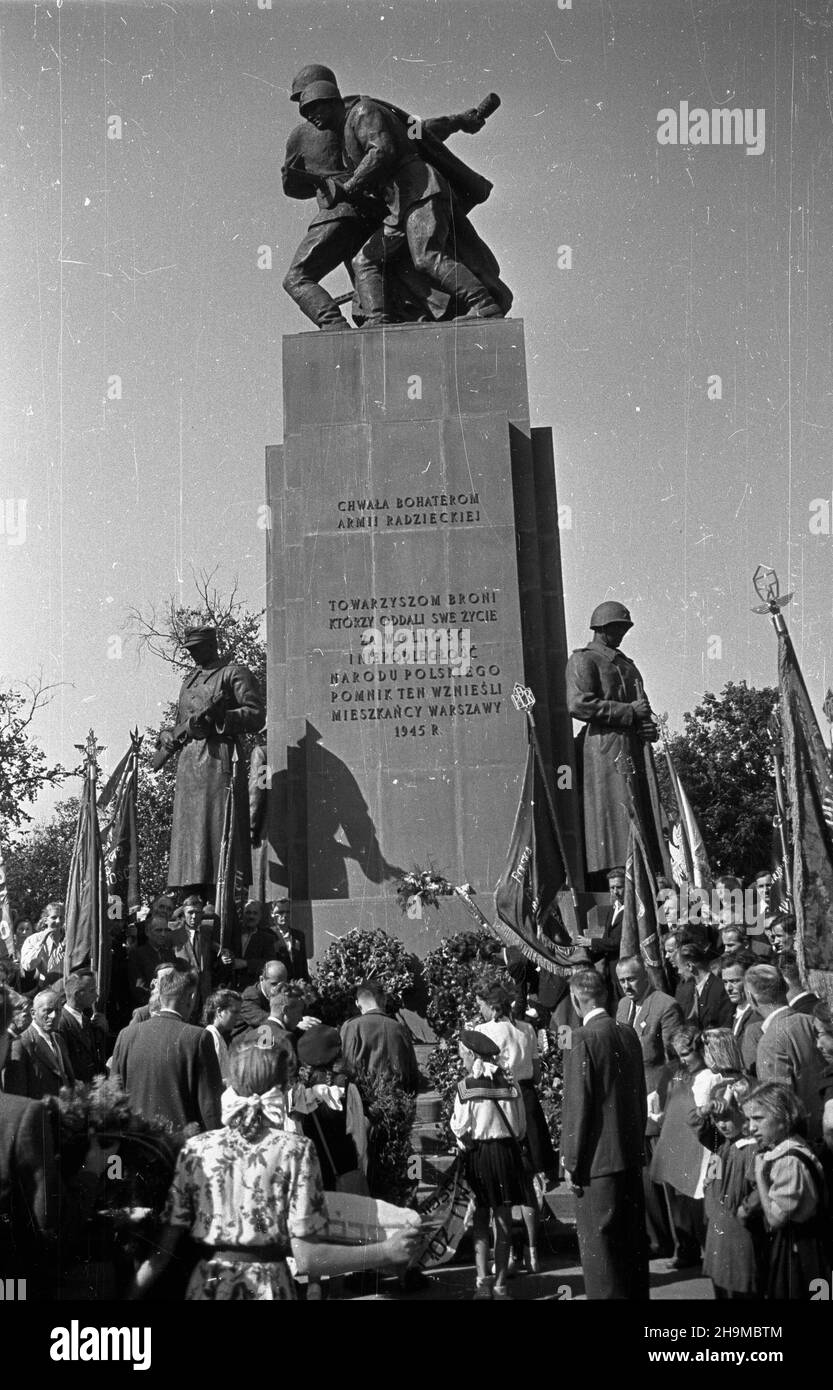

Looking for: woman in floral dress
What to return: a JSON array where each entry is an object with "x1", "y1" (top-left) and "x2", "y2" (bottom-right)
[{"x1": 130, "y1": 1032, "x2": 420, "y2": 1300}]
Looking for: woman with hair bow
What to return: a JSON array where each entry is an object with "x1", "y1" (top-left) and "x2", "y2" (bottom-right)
[
  {"x1": 129, "y1": 1031, "x2": 421, "y2": 1300},
  {"x1": 450, "y1": 1029, "x2": 527, "y2": 1300}
]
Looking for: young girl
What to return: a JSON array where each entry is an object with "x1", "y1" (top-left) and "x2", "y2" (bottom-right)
[
  {"x1": 474, "y1": 981, "x2": 557, "y2": 1273},
  {"x1": 741, "y1": 1081, "x2": 829, "y2": 1299},
  {"x1": 451, "y1": 1028, "x2": 527, "y2": 1300},
  {"x1": 690, "y1": 1078, "x2": 763, "y2": 1298}
]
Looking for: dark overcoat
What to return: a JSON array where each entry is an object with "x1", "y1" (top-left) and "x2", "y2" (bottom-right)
[
  {"x1": 167, "y1": 659, "x2": 264, "y2": 890},
  {"x1": 565, "y1": 638, "x2": 664, "y2": 876}
]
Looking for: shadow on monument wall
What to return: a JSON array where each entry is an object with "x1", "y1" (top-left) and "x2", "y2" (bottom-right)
[{"x1": 269, "y1": 723, "x2": 405, "y2": 901}]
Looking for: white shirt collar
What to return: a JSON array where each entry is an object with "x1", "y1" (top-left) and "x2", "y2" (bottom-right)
[
  {"x1": 789, "y1": 990, "x2": 813, "y2": 1007},
  {"x1": 582, "y1": 1007, "x2": 607, "y2": 1024},
  {"x1": 63, "y1": 1004, "x2": 84, "y2": 1026},
  {"x1": 158, "y1": 1007, "x2": 184, "y2": 1019}
]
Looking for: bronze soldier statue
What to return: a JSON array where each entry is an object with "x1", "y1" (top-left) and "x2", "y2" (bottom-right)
[
  {"x1": 157, "y1": 625, "x2": 265, "y2": 898},
  {"x1": 565, "y1": 602, "x2": 666, "y2": 887},
  {"x1": 291, "y1": 70, "x2": 511, "y2": 326},
  {"x1": 282, "y1": 65, "x2": 383, "y2": 330}
]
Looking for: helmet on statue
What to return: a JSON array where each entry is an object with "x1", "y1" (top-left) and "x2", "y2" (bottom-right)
[
  {"x1": 290, "y1": 65, "x2": 338, "y2": 101},
  {"x1": 298, "y1": 79, "x2": 342, "y2": 111},
  {"x1": 589, "y1": 601, "x2": 633, "y2": 631}
]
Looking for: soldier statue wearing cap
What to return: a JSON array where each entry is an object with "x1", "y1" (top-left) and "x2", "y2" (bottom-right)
[
  {"x1": 292, "y1": 69, "x2": 511, "y2": 326},
  {"x1": 565, "y1": 603, "x2": 666, "y2": 886},
  {"x1": 159, "y1": 625, "x2": 265, "y2": 897}
]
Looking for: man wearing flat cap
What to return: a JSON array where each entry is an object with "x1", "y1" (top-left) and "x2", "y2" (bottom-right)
[
  {"x1": 565, "y1": 602, "x2": 666, "y2": 887},
  {"x1": 161, "y1": 625, "x2": 265, "y2": 898}
]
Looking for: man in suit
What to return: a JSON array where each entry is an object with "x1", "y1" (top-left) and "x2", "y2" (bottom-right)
[
  {"x1": 109, "y1": 966, "x2": 222, "y2": 1132},
  {"x1": 56, "y1": 971, "x2": 109, "y2": 1083},
  {"x1": 129, "y1": 958, "x2": 192, "y2": 1024},
  {"x1": 0, "y1": 1006, "x2": 60, "y2": 1292},
  {"x1": 615, "y1": 955, "x2": 681, "y2": 1258},
  {"x1": 584, "y1": 870, "x2": 626, "y2": 1002},
  {"x1": 720, "y1": 951, "x2": 763, "y2": 1074},
  {"x1": 562, "y1": 968, "x2": 649, "y2": 1299},
  {"x1": 340, "y1": 979, "x2": 420, "y2": 1093},
  {"x1": 127, "y1": 914, "x2": 175, "y2": 1007},
  {"x1": 230, "y1": 901, "x2": 277, "y2": 990},
  {"x1": 238, "y1": 959, "x2": 289, "y2": 1030},
  {"x1": 675, "y1": 941, "x2": 733, "y2": 1031},
  {"x1": 746, "y1": 963, "x2": 823, "y2": 1141},
  {"x1": 780, "y1": 951, "x2": 821, "y2": 1015},
  {"x1": 174, "y1": 896, "x2": 232, "y2": 1020},
  {"x1": 4, "y1": 989, "x2": 75, "y2": 1099},
  {"x1": 252, "y1": 984, "x2": 306, "y2": 1055},
  {"x1": 268, "y1": 900, "x2": 310, "y2": 982}
]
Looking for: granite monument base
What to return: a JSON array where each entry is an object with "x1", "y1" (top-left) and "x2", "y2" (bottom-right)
[{"x1": 265, "y1": 319, "x2": 580, "y2": 961}]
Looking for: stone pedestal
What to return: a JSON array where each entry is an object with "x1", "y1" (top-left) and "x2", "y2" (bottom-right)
[{"x1": 265, "y1": 320, "x2": 579, "y2": 959}]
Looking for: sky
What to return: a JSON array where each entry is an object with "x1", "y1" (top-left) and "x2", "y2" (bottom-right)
[{"x1": 2, "y1": 0, "x2": 833, "y2": 822}]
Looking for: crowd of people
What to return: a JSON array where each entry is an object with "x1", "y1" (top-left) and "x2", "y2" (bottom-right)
[
  {"x1": 0, "y1": 868, "x2": 832, "y2": 1302},
  {"x1": 0, "y1": 891, "x2": 430, "y2": 1300},
  {"x1": 509, "y1": 868, "x2": 833, "y2": 1303}
]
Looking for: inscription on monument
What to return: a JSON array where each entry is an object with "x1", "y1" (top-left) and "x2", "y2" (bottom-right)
[{"x1": 326, "y1": 582, "x2": 505, "y2": 739}]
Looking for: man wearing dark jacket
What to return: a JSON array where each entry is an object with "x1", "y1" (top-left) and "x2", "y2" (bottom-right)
[
  {"x1": 5, "y1": 990, "x2": 75, "y2": 1099},
  {"x1": 0, "y1": 997, "x2": 60, "y2": 1290},
  {"x1": 109, "y1": 967, "x2": 222, "y2": 1132},
  {"x1": 721, "y1": 952, "x2": 763, "y2": 1074},
  {"x1": 562, "y1": 969, "x2": 648, "y2": 1299},
  {"x1": 238, "y1": 959, "x2": 289, "y2": 1030},
  {"x1": 56, "y1": 971, "x2": 109, "y2": 1083},
  {"x1": 268, "y1": 901, "x2": 310, "y2": 983},
  {"x1": 780, "y1": 951, "x2": 822, "y2": 1015},
  {"x1": 340, "y1": 980, "x2": 420, "y2": 1093},
  {"x1": 675, "y1": 942, "x2": 733, "y2": 1031},
  {"x1": 230, "y1": 901, "x2": 277, "y2": 990},
  {"x1": 127, "y1": 915, "x2": 175, "y2": 1007},
  {"x1": 615, "y1": 955, "x2": 682, "y2": 1256}
]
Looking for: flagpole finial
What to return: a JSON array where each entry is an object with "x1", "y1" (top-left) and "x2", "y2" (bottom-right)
[
  {"x1": 752, "y1": 565, "x2": 793, "y2": 616},
  {"x1": 73, "y1": 729, "x2": 106, "y2": 778}
]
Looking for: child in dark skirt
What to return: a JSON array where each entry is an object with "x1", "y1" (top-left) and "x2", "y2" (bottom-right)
[
  {"x1": 689, "y1": 1078, "x2": 765, "y2": 1298},
  {"x1": 451, "y1": 1029, "x2": 527, "y2": 1300}
]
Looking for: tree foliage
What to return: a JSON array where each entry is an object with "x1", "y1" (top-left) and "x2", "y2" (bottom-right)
[
  {"x1": 657, "y1": 681, "x2": 778, "y2": 882},
  {"x1": 4, "y1": 797, "x2": 79, "y2": 921},
  {"x1": 126, "y1": 568, "x2": 266, "y2": 695},
  {"x1": 0, "y1": 678, "x2": 66, "y2": 830}
]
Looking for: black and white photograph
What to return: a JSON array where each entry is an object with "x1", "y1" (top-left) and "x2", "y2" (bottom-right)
[{"x1": 1, "y1": 0, "x2": 832, "y2": 1360}]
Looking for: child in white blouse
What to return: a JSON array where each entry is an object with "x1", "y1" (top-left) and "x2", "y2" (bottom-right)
[{"x1": 450, "y1": 1029, "x2": 527, "y2": 1300}]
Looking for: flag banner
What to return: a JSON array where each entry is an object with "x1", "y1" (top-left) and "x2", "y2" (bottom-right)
[
  {"x1": 215, "y1": 751, "x2": 246, "y2": 950},
  {"x1": 778, "y1": 631, "x2": 833, "y2": 1004},
  {"x1": 98, "y1": 735, "x2": 142, "y2": 922},
  {"x1": 622, "y1": 816, "x2": 668, "y2": 992},
  {"x1": 0, "y1": 840, "x2": 15, "y2": 963},
  {"x1": 491, "y1": 744, "x2": 587, "y2": 976},
  {"x1": 769, "y1": 813, "x2": 793, "y2": 918},
  {"x1": 64, "y1": 763, "x2": 110, "y2": 1006},
  {"x1": 413, "y1": 1157, "x2": 476, "y2": 1269},
  {"x1": 662, "y1": 742, "x2": 711, "y2": 889}
]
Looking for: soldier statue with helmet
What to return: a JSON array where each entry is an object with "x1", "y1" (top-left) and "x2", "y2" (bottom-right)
[
  {"x1": 565, "y1": 602, "x2": 666, "y2": 890},
  {"x1": 282, "y1": 64, "x2": 512, "y2": 328}
]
